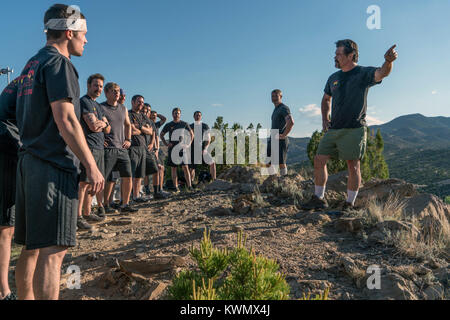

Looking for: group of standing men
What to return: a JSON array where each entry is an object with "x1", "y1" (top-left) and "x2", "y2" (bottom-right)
[{"x1": 0, "y1": 3, "x2": 397, "y2": 300}]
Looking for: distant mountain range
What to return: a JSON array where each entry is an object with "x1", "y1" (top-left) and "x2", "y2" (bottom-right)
[{"x1": 287, "y1": 114, "x2": 450, "y2": 198}]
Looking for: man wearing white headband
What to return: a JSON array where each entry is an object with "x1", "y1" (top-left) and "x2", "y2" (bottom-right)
[{"x1": 14, "y1": 4, "x2": 104, "y2": 300}]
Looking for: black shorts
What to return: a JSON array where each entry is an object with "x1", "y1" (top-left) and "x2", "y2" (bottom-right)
[
  {"x1": 80, "y1": 148, "x2": 105, "y2": 182},
  {"x1": 146, "y1": 150, "x2": 158, "y2": 176},
  {"x1": 0, "y1": 153, "x2": 17, "y2": 227},
  {"x1": 267, "y1": 138, "x2": 289, "y2": 165},
  {"x1": 15, "y1": 153, "x2": 78, "y2": 249},
  {"x1": 167, "y1": 145, "x2": 190, "y2": 168},
  {"x1": 104, "y1": 148, "x2": 132, "y2": 180},
  {"x1": 129, "y1": 146, "x2": 146, "y2": 179}
]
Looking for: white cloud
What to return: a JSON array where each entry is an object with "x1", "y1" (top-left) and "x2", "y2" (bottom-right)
[
  {"x1": 211, "y1": 103, "x2": 223, "y2": 107},
  {"x1": 366, "y1": 115, "x2": 384, "y2": 126},
  {"x1": 299, "y1": 104, "x2": 321, "y2": 117},
  {"x1": 431, "y1": 90, "x2": 438, "y2": 95}
]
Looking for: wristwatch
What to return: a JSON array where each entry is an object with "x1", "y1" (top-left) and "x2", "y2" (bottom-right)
[{"x1": 125, "y1": 138, "x2": 131, "y2": 142}]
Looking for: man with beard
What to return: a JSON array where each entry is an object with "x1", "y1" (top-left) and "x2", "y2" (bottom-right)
[{"x1": 301, "y1": 40, "x2": 397, "y2": 211}]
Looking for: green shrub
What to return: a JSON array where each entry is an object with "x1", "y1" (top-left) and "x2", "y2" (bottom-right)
[{"x1": 167, "y1": 230, "x2": 290, "y2": 300}]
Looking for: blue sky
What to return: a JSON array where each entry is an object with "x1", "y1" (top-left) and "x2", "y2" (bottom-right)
[{"x1": 1, "y1": 0, "x2": 449, "y2": 137}]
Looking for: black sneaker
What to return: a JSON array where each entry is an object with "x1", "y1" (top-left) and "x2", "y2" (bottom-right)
[
  {"x1": 2, "y1": 292, "x2": 17, "y2": 300},
  {"x1": 104, "y1": 205, "x2": 117, "y2": 214},
  {"x1": 84, "y1": 212, "x2": 105, "y2": 222},
  {"x1": 77, "y1": 216, "x2": 93, "y2": 230},
  {"x1": 299, "y1": 195, "x2": 329, "y2": 211},
  {"x1": 111, "y1": 202, "x2": 121, "y2": 210},
  {"x1": 153, "y1": 192, "x2": 166, "y2": 200},
  {"x1": 120, "y1": 204, "x2": 139, "y2": 213},
  {"x1": 134, "y1": 197, "x2": 148, "y2": 203},
  {"x1": 341, "y1": 201, "x2": 355, "y2": 212},
  {"x1": 97, "y1": 206, "x2": 106, "y2": 218},
  {"x1": 144, "y1": 185, "x2": 152, "y2": 196}
]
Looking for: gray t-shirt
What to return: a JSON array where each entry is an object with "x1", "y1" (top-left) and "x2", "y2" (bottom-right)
[
  {"x1": 16, "y1": 46, "x2": 81, "y2": 173},
  {"x1": 271, "y1": 103, "x2": 291, "y2": 137},
  {"x1": 102, "y1": 102, "x2": 127, "y2": 149},
  {"x1": 80, "y1": 95, "x2": 106, "y2": 150},
  {"x1": 324, "y1": 66, "x2": 381, "y2": 129},
  {"x1": 0, "y1": 77, "x2": 20, "y2": 155}
]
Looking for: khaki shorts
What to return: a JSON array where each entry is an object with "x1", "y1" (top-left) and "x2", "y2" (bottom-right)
[{"x1": 317, "y1": 126, "x2": 367, "y2": 160}]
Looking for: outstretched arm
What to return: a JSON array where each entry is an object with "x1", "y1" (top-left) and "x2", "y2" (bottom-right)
[{"x1": 375, "y1": 44, "x2": 398, "y2": 82}]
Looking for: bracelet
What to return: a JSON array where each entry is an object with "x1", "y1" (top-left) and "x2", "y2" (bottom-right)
[{"x1": 125, "y1": 138, "x2": 131, "y2": 142}]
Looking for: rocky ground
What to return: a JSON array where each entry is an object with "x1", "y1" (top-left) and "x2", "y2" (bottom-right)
[{"x1": 8, "y1": 166, "x2": 450, "y2": 300}]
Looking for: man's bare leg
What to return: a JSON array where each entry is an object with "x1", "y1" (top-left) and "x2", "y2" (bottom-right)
[
  {"x1": 132, "y1": 178, "x2": 142, "y2": 200},
  {"x1": 33, "y1": 246, "x2": 67, "y2": 300},
  {"x1": 346, "y1": 159, "x2": 361, "y2": 205},
  {"x1": 210, "y1": 163, "x2": 216, "y2": 181},
  {"x1": 159, "y1": 166, "x2": 165, "y2": 191},
  {"x1": 182, "y1": 165, "x2": 192, "y2": 188},
  {"x1": 190, "y1": 168, "x2": 195, "y2": 183},
  {"x1": 121, "y1": 177, "x2": 132, "y2": 205},
  {"x1": 314, "y1": 155, "x2": 331, "y2": 187},
  {"x1": 104, "y1": 182, "x2": 115, "y2": 206},
  {"x1": 77, "y1": 182, "x2": 89, "y2": 217},
  {"x1": 171, "y1": 167, "x2": 178, "y2": 189},
  {"x1": 0, "y1": 226, "x2": 14, "y2": 299},
  {"x1": 15, "y1": 247, "x2": 39, "y2": 300}
]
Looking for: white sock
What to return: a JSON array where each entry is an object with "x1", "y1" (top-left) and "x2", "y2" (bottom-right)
[
  {"x1": 280, "y1": 167, "x2": 288, "y2": 175},
  {"x1": 315, "y1": 186, "x2": 325, "y2": 199},
  {"x1": 347, "y1": 190, "x2": 359, "y2": 205}
]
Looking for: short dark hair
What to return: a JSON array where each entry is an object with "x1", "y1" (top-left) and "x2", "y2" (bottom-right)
[
  {"x1": 272, "y1": 89, "x2": 282, "y2": 96},
  {"x1": 44, "y1": 4, "x2": 86, "y2": 40},
  {"x1": 194, "y1": 111, "x2": 202, "y2": 117},
  {"x1": 132, "y1": 95, "x2": 144, "y2": 103},
  {"x1": 335, "y1": 39, "x2": 359, "y2": 62},
  {"x1": 87, "y1": 73, "x2": 104, "y2": 86},
  {"x1": 172, "y1": 107, "x2": 181, "y2": 114},
  {"x1": 144, "y1": 103, "x2": 151, "y2": 109},
  {"x1": 151, "y1": 111, "x2": 157, "y2": 115}
]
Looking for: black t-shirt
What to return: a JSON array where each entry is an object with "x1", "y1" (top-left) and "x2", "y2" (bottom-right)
[
  {"x1": 142, "y1": 114, "x2": 157, "y2": 147},
  {"x1": 80, "y1": 95, "x2": 106, "y2": 150},
  {"x1": 324, "y1": 66, "x2": 381, "y2": 129},
  {"x1": 129, "y1": 110, "x2": 147, "y2": 147},
  {"x1": 190, "y1": 122, "x2": 210, "y2": 151},
  {"x1": 160, "y1": 120, "x2": 191, "y2": 147},
  {"x1": 271, "y1": 103, "x2": 291, "y2": 139},
  {"x1": 16, "y1": 46, "x2": 81, "y2": 173},
  {"x1": 0, "y1": 78, "x2": 20, "y2": 155},
  {"x1": 102, "y1": 102, "x2": 127, "y2": 149}
]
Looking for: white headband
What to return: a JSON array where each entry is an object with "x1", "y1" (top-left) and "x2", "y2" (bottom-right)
[{"x1": 44, "y1": 18, "x2": 87, "y2": 33}]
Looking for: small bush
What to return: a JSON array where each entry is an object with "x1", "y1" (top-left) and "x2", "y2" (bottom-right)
[{"x1": 167, "y1": 230, "x2": 290, "y2": 300}]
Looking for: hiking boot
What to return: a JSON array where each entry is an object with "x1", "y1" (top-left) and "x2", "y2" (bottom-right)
[
  {"x1": 2, "y1": 292, "x2": 17, "y2": 300},
  {"x1": 111, "y1": 202, "x2": 121, "y2": 210},
  {"x1": 160, "y1": 190, "x2": 171, "y2": 198},
  {"x1": 84, "y1": 213, "x2": 105, "y2": 222},
  {"x1": 120, "y1": 204, "x2": 139, "y2": 214},
  {"x1": 97, "y1": 206, "x2": 106, "y2": 218},
  {"x1": 77, "y1": 216, "x2": 93, "y2": 230},
  {"x1": 300, "y1": 195, "x2": 329, "y2": 211},
  {"x1": 104, "y1": 205, "x2": 117, "y2": 214},
  {"x1": 173, "y1": 187, "x2": 180, "y2": 193},
  {"x1": 153, "y1": 192, "x2": 167, "y2": 200},
  {"x1": 341, "y1": 201, "x2": 355, "y2": 212},
  {"x1": 134, "y1": 197, "x2": 148, "y2": 203}
]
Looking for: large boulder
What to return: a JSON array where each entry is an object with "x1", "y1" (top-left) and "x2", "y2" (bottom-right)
[
  {"x1": 218, "y1": 166, "x2": 264, "y2": 184},
  {"x1": 204, "y1": 179, "x2": 236, "y2": 191},
  {"x1": 261, "y1": 173, "x2": 309, "y2": 198},
  {"x1": 403, "y1": 193, "x2": 450, "y2": 238},
  {"x1": 356, "y1": 179, "x2": 417, "y2": 206}
]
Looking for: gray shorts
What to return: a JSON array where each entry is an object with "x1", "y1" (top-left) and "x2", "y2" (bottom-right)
[
  {"x1": 104, "y1": 148, "x2": 132, "y2": 180},
  {"x1": 267, "y1": 138, "x2": 289, "y2": 165},
  {"x1": 0, "y1": 153, "x2": 17, "y2": 227},
  {"x1": 14, "y1": 153, "x2": 78, "y2": 250},
  {"x1": 80, "y1": 148, "x2": 105, "y2": 182},
  {"x1": 129, "y1": 146, "x2": 146, "y2": 179}
]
